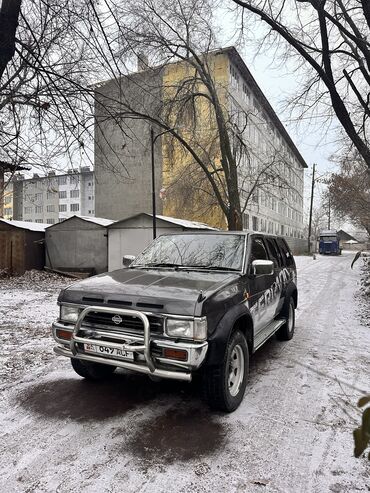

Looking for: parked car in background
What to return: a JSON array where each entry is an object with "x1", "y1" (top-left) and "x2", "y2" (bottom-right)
[{"x1": 52, "y1": 232, "x2": 298, "y2": 412}]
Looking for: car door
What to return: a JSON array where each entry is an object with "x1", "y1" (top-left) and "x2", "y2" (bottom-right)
[
  {"x1": 264, "y1": 237, "x2": 285, "y2": 317},
  {"x1": 246, "y1": 236, "x2": 275, "y2": 334}
]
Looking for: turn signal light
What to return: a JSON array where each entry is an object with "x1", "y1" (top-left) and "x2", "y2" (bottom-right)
[
  {"x1": 163, "y1": 348, "x2": 188, "y2": 361},
  {"x1": 56, "y1": 329, "x2": 73, "y2": 341}
]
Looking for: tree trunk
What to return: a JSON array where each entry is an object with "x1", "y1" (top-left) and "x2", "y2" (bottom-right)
[
  {"x1": 226, "y1": 206, "x2": 243, "y2": 231},
  {"x1": 0, "y1": 0, "x2": 22, "y2": 79}
]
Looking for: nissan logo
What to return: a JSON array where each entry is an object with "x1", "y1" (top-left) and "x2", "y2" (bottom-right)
[{"x1": 112, "y1": 315, "x2": 123, "y2": 325}]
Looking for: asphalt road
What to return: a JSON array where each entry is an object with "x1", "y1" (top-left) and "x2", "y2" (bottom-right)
[{"x1": 0, "y1": 254, "x2": 369, "y2": 492}]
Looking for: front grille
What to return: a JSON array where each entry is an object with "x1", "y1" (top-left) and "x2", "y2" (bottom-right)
[{"x1": 83, "y1": 311, "x2": 164, "y2": 334}]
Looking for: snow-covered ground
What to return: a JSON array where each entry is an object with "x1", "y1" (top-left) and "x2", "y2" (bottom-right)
[{"x1": 0, "y1": 254, "x2": 369, "y2": 492}]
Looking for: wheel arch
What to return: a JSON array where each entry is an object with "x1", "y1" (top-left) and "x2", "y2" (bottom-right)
[{"x1": 205, "y1": 306, "x2": 254, "y2": 367}]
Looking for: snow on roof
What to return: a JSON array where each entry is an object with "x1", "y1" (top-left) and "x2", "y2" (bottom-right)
[
  {"x1": 111, "y1": 212, "x2": 217, "y2": 230},
  {"x1": 57, "y1": 215, "x2": 115, "y2": 227},
  {"x1": 155, "y1": 214, "x2": 217, "y2": 230},
  {"x1": 0, "y1": 219, "x2": 48, "y2": 232}
]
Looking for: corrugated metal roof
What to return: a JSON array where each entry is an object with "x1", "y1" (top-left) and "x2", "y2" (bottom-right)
[
  {"x1": 155, "y1": 214, "x2": 217, "y2": 230},
  {"x1": 109, "y1": 212, "x2": 217, "y2": 230},
  {"x1": 0, "y1": 219, "x2": 48, "y2": 232},
  {"x1": 72, "y1": 215, "x2": 115, "y2": 226},
  {"x1": 50, "y1": 215, "x2": 115, "y2": 227}
]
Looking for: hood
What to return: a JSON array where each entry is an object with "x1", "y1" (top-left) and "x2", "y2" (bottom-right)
[{"x1": 59, "y1": 268, "x2": 239, "y2": 316}]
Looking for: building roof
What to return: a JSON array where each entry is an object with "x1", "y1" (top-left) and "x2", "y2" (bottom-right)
[
  {"x1": 48, "y1": 215, "x2": 115, "y2": 228},
  {"x1": 222, "y1": 47, "x2": 308, "y2": 169},
  {"x1": 0, "y1": 219, "x2": 48, "y2": 232},
  {"x1": 109, "y1": 212, "x2": 217, "y2": 230},
  {"x1": 337, "y1": 229, "x2": 359, "y2": 242}
]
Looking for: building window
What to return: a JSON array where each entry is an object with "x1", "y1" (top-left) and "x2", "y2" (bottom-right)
[
  {"x1": 46, "y1": 205, "x2": 55, "y2": 213},
  {"x1": 70, "y1": 203, "x2": 79, "y2": 212},
  {"x1": 59, "y1": 204, "x2": 67, "y2": 212},
  {"x1": 35, "y1": 219, "x2": 44, "y2": 223},
  {"x1": 35, "y1": 205, "x2": 43, "y2": 213},
  {"x1": 252, "y1": 216, "x2": 258, "y2": 231},
  {"x1": 24, "y1": 206, "x2": 32, "y2": 214},
  {"x1": 46, "y1": 218, "x2": 55, "y2": 224},
  {"x1": 58, "y1": 176, "x2": 67, "y2": 185},
  {"x1": 59, "y1": 190, "x2": 67, "y2": 199},
  {"x1": 4, "y1": 195, "x2": 11, "y2": 204},
  {"x1": 35, "y1": 193, "x2": 42, "y2": 201},
  {"x1": 4, "y1": 207, "x2": 12, "y2": 216},
  {"x1": 230, "y1": 65, "x2": 240, "y2": 90},
  {"x1": 70, "y1": 189, "x2": 79, "y2": 198},
  {"x1": 70, "y1": 175, "x2": 79, "y2": 184},
  {"x1": 242, "y1": 213, "x2": 249, "y2": 230},
  {"x1": 46, "y1": 191, "x2": 55, "y2": 199}
]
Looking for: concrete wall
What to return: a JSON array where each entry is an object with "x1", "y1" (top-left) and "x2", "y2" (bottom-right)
[
  {"x1": 94, "y1": 70, "x2": 163, "y2": 220},
  {"x1": 285, "y1": 237, "x2": 308, "y2": 255},
  {"x1": 45, "y1": 217, "x2": 108, "y2": 274}
]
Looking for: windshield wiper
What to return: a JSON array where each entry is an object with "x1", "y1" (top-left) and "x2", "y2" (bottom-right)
[
  {"x1": 192, "y1": 265, "x2": 240, "y2": 272},
  {"x1": 133, "y1": 262, "x2": 183, "y2": 270}
]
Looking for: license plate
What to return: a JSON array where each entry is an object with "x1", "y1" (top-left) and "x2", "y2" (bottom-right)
[{"x1": 83, "y1": 343, "x2": 134, "y2": 361}]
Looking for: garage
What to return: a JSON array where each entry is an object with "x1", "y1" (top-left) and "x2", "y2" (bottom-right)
[
  {"x1": 45, "y1": 215, "x2": 115, "y2": 275},
  {"x1": 0, "y1": 219, "x2": 47, "y2": 274},
  {"x1": 107, "y1": 213, "x2": 216, "y2": 271}
]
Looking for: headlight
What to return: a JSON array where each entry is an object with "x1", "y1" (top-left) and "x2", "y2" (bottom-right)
[
  {"x1": 166, "y1": 317, "x2": 207, "y2": 341},
  {"x1": 60, "y1": 305, "x2": 80, "y2": 323}
]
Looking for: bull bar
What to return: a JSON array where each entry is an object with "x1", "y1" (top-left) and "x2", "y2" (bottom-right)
[{"x1": 53, "y1": 305, "x2": 208, "y2": 382}]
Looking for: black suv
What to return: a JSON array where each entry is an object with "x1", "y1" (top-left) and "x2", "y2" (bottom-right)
[{"x1": 52, "y1": 232, "x2": 297, "y2": 412}]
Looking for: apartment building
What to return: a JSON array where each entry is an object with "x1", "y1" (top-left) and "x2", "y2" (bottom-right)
[
  {"x1": 5, "y1": 167, "x2": 95, "y2": 224},
  {"x1": 94, "y1": 46, "x2": 306, "y2": 237}
]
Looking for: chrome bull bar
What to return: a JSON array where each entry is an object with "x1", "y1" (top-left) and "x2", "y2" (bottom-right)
[{"x1": 70, "y1": 306, "x2": 155, "y2": 373}]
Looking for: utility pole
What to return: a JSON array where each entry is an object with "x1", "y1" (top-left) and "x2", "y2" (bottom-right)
[
  {"x1": 150, "y1": 127, "x2": 157, "y2": 240},
  {"x1": 328, "y1": 195, "x2": 331, "y2": 230},
  {"x1": 307, "y1": 163, "x2": 316, "y2": 254},
  {"x1": 150, "y1": 126, "x2": 175, "y2": 240}
]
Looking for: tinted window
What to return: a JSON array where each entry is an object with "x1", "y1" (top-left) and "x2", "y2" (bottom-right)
[
  {"x1": 265, "y1": 238, "x2": 281, "y2": 268},
  {"x1": 250, "y1": 237, "x2": 268, "y2": 262},
  {"x1": 276, "y1": 238, "x2": 294, "y2": 268}
]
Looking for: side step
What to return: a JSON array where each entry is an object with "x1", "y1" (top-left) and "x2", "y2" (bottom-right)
[{"x1": 253, "y1": 318, "x2": 286, "y2": 351}]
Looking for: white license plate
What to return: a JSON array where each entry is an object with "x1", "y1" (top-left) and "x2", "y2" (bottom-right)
[{"x1": 84, "y1": 343, "x2": 134, "y2": 361}]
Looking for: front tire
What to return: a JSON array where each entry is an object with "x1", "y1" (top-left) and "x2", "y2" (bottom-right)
[
  {"x1": 277, "y1": 297, "x2": 295, "y2": 341},
  {"x1": 202, "y1": 329, "x2": 249, "y2": 412},
  {"x1": 71, "y1": 358, "x2": 116, "y2": 380}
]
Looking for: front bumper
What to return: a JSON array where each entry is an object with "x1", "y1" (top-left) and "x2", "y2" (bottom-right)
[{"x1": 52, "y1": 306, "x2": 208, "y2": 382}]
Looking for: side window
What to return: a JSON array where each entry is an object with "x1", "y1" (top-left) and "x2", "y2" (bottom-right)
[
  {"x1": 265, "y1": 238, "x2": 281, "y2": 268},
  {"x1": 276, "y1": 238, "x2": 294, "y2": 268},
  {"x1": 250, "y1": 237, "x2": 268, "y2": 263}
]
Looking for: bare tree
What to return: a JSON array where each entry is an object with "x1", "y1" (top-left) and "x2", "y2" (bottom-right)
[
  {"x1": 0, "y1": 0, "x2": 22, "y2": 78},
  {"x1": 328, "y1": 154, "x2": 370, "y2": 235},
  {"x1": 232, "y1": 0, "x2": 370, "y2": 169},
  {"x1": 92, "y1": 0, "x2": 302, "y2": 230}
]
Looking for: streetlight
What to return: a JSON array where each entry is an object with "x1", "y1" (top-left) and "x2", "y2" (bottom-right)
[{"x1": 150, "y1": 126, "x2": 174, "y2": 239}]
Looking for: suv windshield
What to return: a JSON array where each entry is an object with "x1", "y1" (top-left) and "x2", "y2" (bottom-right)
[{"x1": 132, "y1": 234, "x2": 245, "y2": 271}]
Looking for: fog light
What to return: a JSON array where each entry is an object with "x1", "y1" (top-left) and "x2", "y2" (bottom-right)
[
  {"x1": 56, "y1": 329, "x2": 73, "y2": 341},
  {"x1": 163, "y1": 348, "x2": 188, "y2": 361}
]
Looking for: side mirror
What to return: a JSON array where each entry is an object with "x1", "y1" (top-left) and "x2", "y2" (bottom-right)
[
  {"x1": 122, "y1": 255, "x2": 136, "y2": 268},
  {"x1": 251, "y1": 259, "x2": 274, "y2": 276}
]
